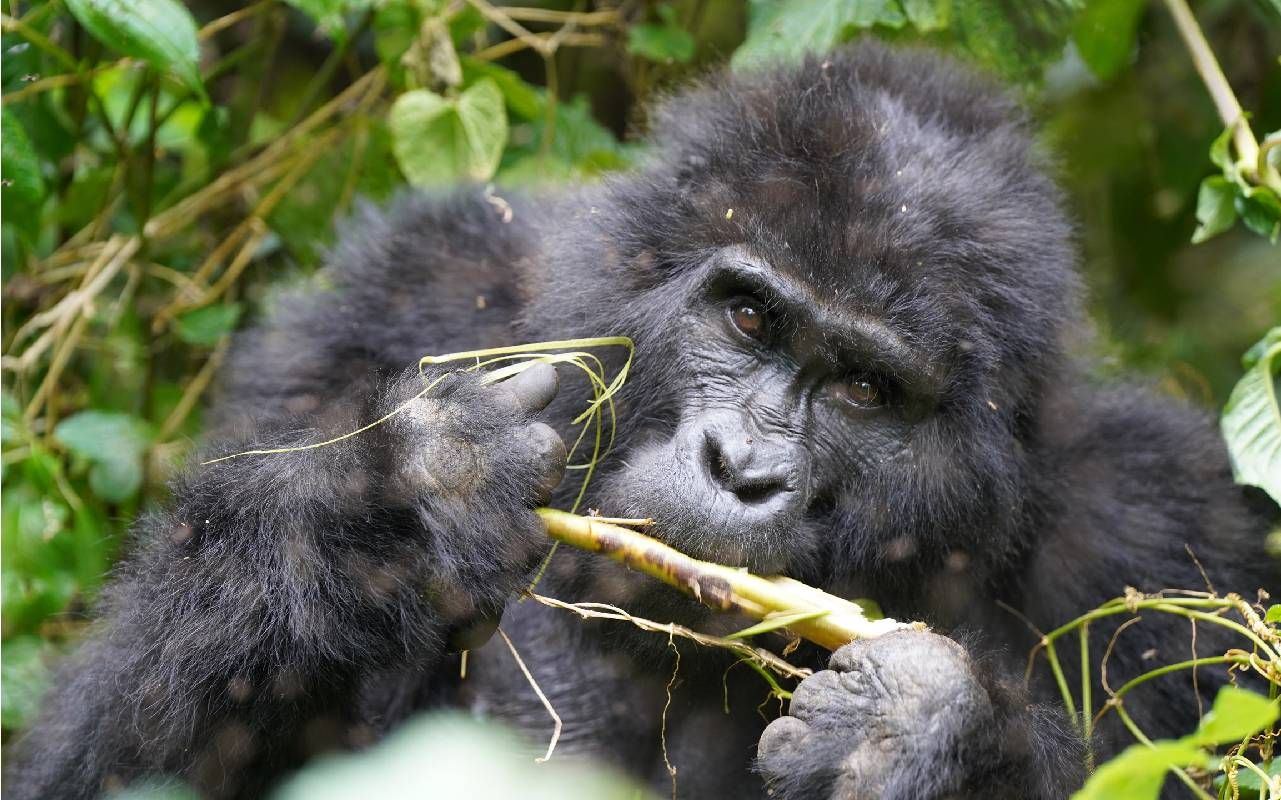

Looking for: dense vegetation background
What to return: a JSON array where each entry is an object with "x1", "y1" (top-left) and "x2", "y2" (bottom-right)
[{"x1": 2, "y1": 0, "x2": 1279, "y2": 796}]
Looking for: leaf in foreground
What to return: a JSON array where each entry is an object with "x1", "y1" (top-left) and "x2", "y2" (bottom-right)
[{"x1": 1221, "y1": 327, "x2": 1281, "y2": 506}]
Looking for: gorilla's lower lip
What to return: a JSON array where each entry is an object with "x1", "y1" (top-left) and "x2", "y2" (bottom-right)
[{"x1": 638, "y1": 516, "x2": 791, "y2": 574}]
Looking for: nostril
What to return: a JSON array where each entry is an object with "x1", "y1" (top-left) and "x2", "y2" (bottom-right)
[
  {"x1": 701, "y1": 431, "x2": 789, "y2": 505},
  {"x1": 702, "y1": 430, "x2": 733, "y2": 488}
]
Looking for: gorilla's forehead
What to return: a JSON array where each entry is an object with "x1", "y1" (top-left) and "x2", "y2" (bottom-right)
[{"x1": 615, "y1": 44, "x2": 1079, "y2": 363}]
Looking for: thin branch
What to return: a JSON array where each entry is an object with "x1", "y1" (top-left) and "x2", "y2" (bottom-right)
[
  {"x1": 1160, "y1": 0, "x2": 1261, "y2": 178},
  {"x1": 496, "y1": 627, "x2": 562, "y2": 763}
]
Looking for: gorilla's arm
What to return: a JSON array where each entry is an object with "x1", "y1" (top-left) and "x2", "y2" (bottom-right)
[{"x1": 7, "y1": 190, "x2": 562, "y2": 799}]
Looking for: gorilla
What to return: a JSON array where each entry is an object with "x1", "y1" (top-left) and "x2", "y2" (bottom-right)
[{"x1": 7, "y1": 42, "x2": 1276, "y2": 800}]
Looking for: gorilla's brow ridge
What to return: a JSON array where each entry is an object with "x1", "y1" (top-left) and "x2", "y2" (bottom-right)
[{"x1": 710, "y1": 258, "x2": 940, "y2": 393}]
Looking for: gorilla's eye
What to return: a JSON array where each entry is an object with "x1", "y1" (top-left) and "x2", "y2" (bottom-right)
[
  {"x1": 729, "y1": 301, "x2": 768, "y2": 341},
  {"x1": 833, "y1": 375, "x2": 884, "y2": 409}
]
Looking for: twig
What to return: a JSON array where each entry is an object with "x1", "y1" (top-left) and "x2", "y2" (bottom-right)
[
  {"x1": 499, "y1": 7, "x2": 620, "y2": 26},
  {"x1": 661, "y1": 632, "x2": 679, "y2": 799},
  {"x1": 496, "y1": 627, "x2": 562, "y2": 763},
  {"x1": 537, "y1": 509, "x2": 920, "y2": 650},
  {"x1": 472, "y1": 31, "x2": 606, "y2": 63},
  {"x1": 528, "y1": 592, "x2": 811, "y2": 680},
  {"x1": 198, "y1": 0, "x2": 274, "y2": 41}
]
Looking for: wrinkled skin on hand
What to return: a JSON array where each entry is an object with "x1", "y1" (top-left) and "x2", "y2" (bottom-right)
[
  {"x1": 758, "y1": 632, "x2": 994, "y2": 800},
  {"x1": 380, "y1": 362, "x2": 568, "y2": 646}
]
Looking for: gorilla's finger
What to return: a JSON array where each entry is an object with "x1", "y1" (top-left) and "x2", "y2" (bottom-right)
[
  {"x1": 757, "y1": 715, "x2": 810, "y2": 762},
  {"x1": 524, "y1": 422, "x2": 567, "y2": 504},
  {"x1": 496, "y1": 363, "x2": 560, "y2": 414}
]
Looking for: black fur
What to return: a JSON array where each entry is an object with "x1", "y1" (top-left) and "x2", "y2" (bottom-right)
[{"x1": 6, "y1": 42, "x2": 1276, "y2": 799}]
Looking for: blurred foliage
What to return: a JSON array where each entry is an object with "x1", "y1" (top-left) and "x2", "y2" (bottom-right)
[{"x1": 0, "y1": 0, "x2": 1279, "y2": 792}]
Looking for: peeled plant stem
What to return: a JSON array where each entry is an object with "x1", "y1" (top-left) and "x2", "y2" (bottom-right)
[{"x1": 537, "y1": 508, "x2": 921, "y2": 651}]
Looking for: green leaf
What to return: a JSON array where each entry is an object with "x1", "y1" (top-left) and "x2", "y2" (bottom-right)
[
  {"x1": 54, "y1": 411, "x2": 152, "y2": 464},
  {"x1": 1071, "y1": 740, "x2": 1208, "y2": 800},
  {"x1": 374, "y1": 1, "x2": 420, "y2": 69},
  {"x1": 1191, "y1": 176, "x2": 1238, "y2": 244},
  {"x1": 1209, "y1": 124, "x2": 1234, "y2": 172},
  {"x1": 1236, "y1": 186, "x2": 1281, "y2": 243},
  {"x1": 64, "y1": 0, "x2": 205, "y2": 98},
  {"x1": 852, "y1": 597, "x2": 885, "y2": 619},
  {"x1": 461, "y1": 58, "x2": 543, "y2": 121},
  {"x1": 1, "y1": 108, "x2": 45, "y2": 241},
  {"x1": 628, "y1": 5, "x2": 696, "y2": 64},
  {"x1": 725, "y1": 609, "x2": 831, "y2": 640},
  {"x1": 1188, "y1": 687, "x2": 1279, "y2": 746},
  {"x1": 53, "y1": 411, "x2": 153, "y2": 502},
  {"x1": 1072, "y1": 0, "x2": 1145, "y2": 81},
  {"x1": 87, "y1": 456, "x2": 143, "y2": 503},
  {"x1": 902, "y1": 0, "x2": 951, "y2": 31},
  {"x1": 390, "y1": 80, "x2": 508, "y2": 187},
  {"x1": 175, "y1": 303, "x2": 243, "y2": 346},
  {"x1": 1, "y1": 635, "x2": 53, "y2": 730},
  {"x1": 732, "y1": 0, "x2": 908, "y2": 71},
  {"x1": 1221, "y1": 327, "x2": 1281, "y2": 505},
  {"x1": 1266, "y1": 604, "x2": 1281, "y2": 623}
]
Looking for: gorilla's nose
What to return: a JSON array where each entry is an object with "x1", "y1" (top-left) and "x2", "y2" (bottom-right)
[{"x1": 701, "y1": 427, "x2": 798, "y2": 511}]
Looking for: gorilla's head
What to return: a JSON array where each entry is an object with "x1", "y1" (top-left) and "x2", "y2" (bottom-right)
[{"x1": 534, "y1": 42, "x2": 1080, "y2": 587}]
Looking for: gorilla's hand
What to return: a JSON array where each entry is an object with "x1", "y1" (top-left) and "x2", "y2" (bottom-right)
[
  {"x1": 757, "y1": 632, "x2": 994, "y2": 800},
  {"x1": 381, "y1": 362, "x2": 567, "y2": 643}
]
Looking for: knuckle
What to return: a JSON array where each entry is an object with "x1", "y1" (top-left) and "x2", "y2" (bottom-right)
[{"x1": 757, "y1": 715, "x2": 810, "y2": 762}]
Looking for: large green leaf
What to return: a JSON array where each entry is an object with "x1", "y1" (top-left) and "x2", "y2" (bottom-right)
[
  {"x1": 64, "y1": 0, "x2": 205, "y2": 98},
  {"x1": 1, "y1": 109, "x2": 45, "y2": 241},
  {"x1": 1072, "y1": 0, "x2": 1145, "y2": 81},
  {"x1": 732, "y1": 0, "x2": 907, "y2": 71},
  {"x1": 1221, "y1": 327, "x2": 1281, "y2": 506},
  {"x1": 390, "y1": 80, "x2": 508, "y2": 186}
]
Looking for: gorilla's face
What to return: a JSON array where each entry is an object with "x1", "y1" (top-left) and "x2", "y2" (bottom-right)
[{"x1": 596, "y1": 245, "x2": 939, "y2": 577}]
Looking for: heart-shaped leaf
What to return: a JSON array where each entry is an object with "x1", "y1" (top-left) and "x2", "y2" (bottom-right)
[{"x1": 390, "y1": 80, "x2": 508, "y2": 187}]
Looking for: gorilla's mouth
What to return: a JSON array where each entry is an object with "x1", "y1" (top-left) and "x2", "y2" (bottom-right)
[{"x1": 590, "y1": 436, "x2": 810, "y2": 576}]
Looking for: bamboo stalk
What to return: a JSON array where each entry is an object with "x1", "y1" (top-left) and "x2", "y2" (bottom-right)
[{"x1": 537, "y1": 508, "x2": 921, "y2": 651}]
